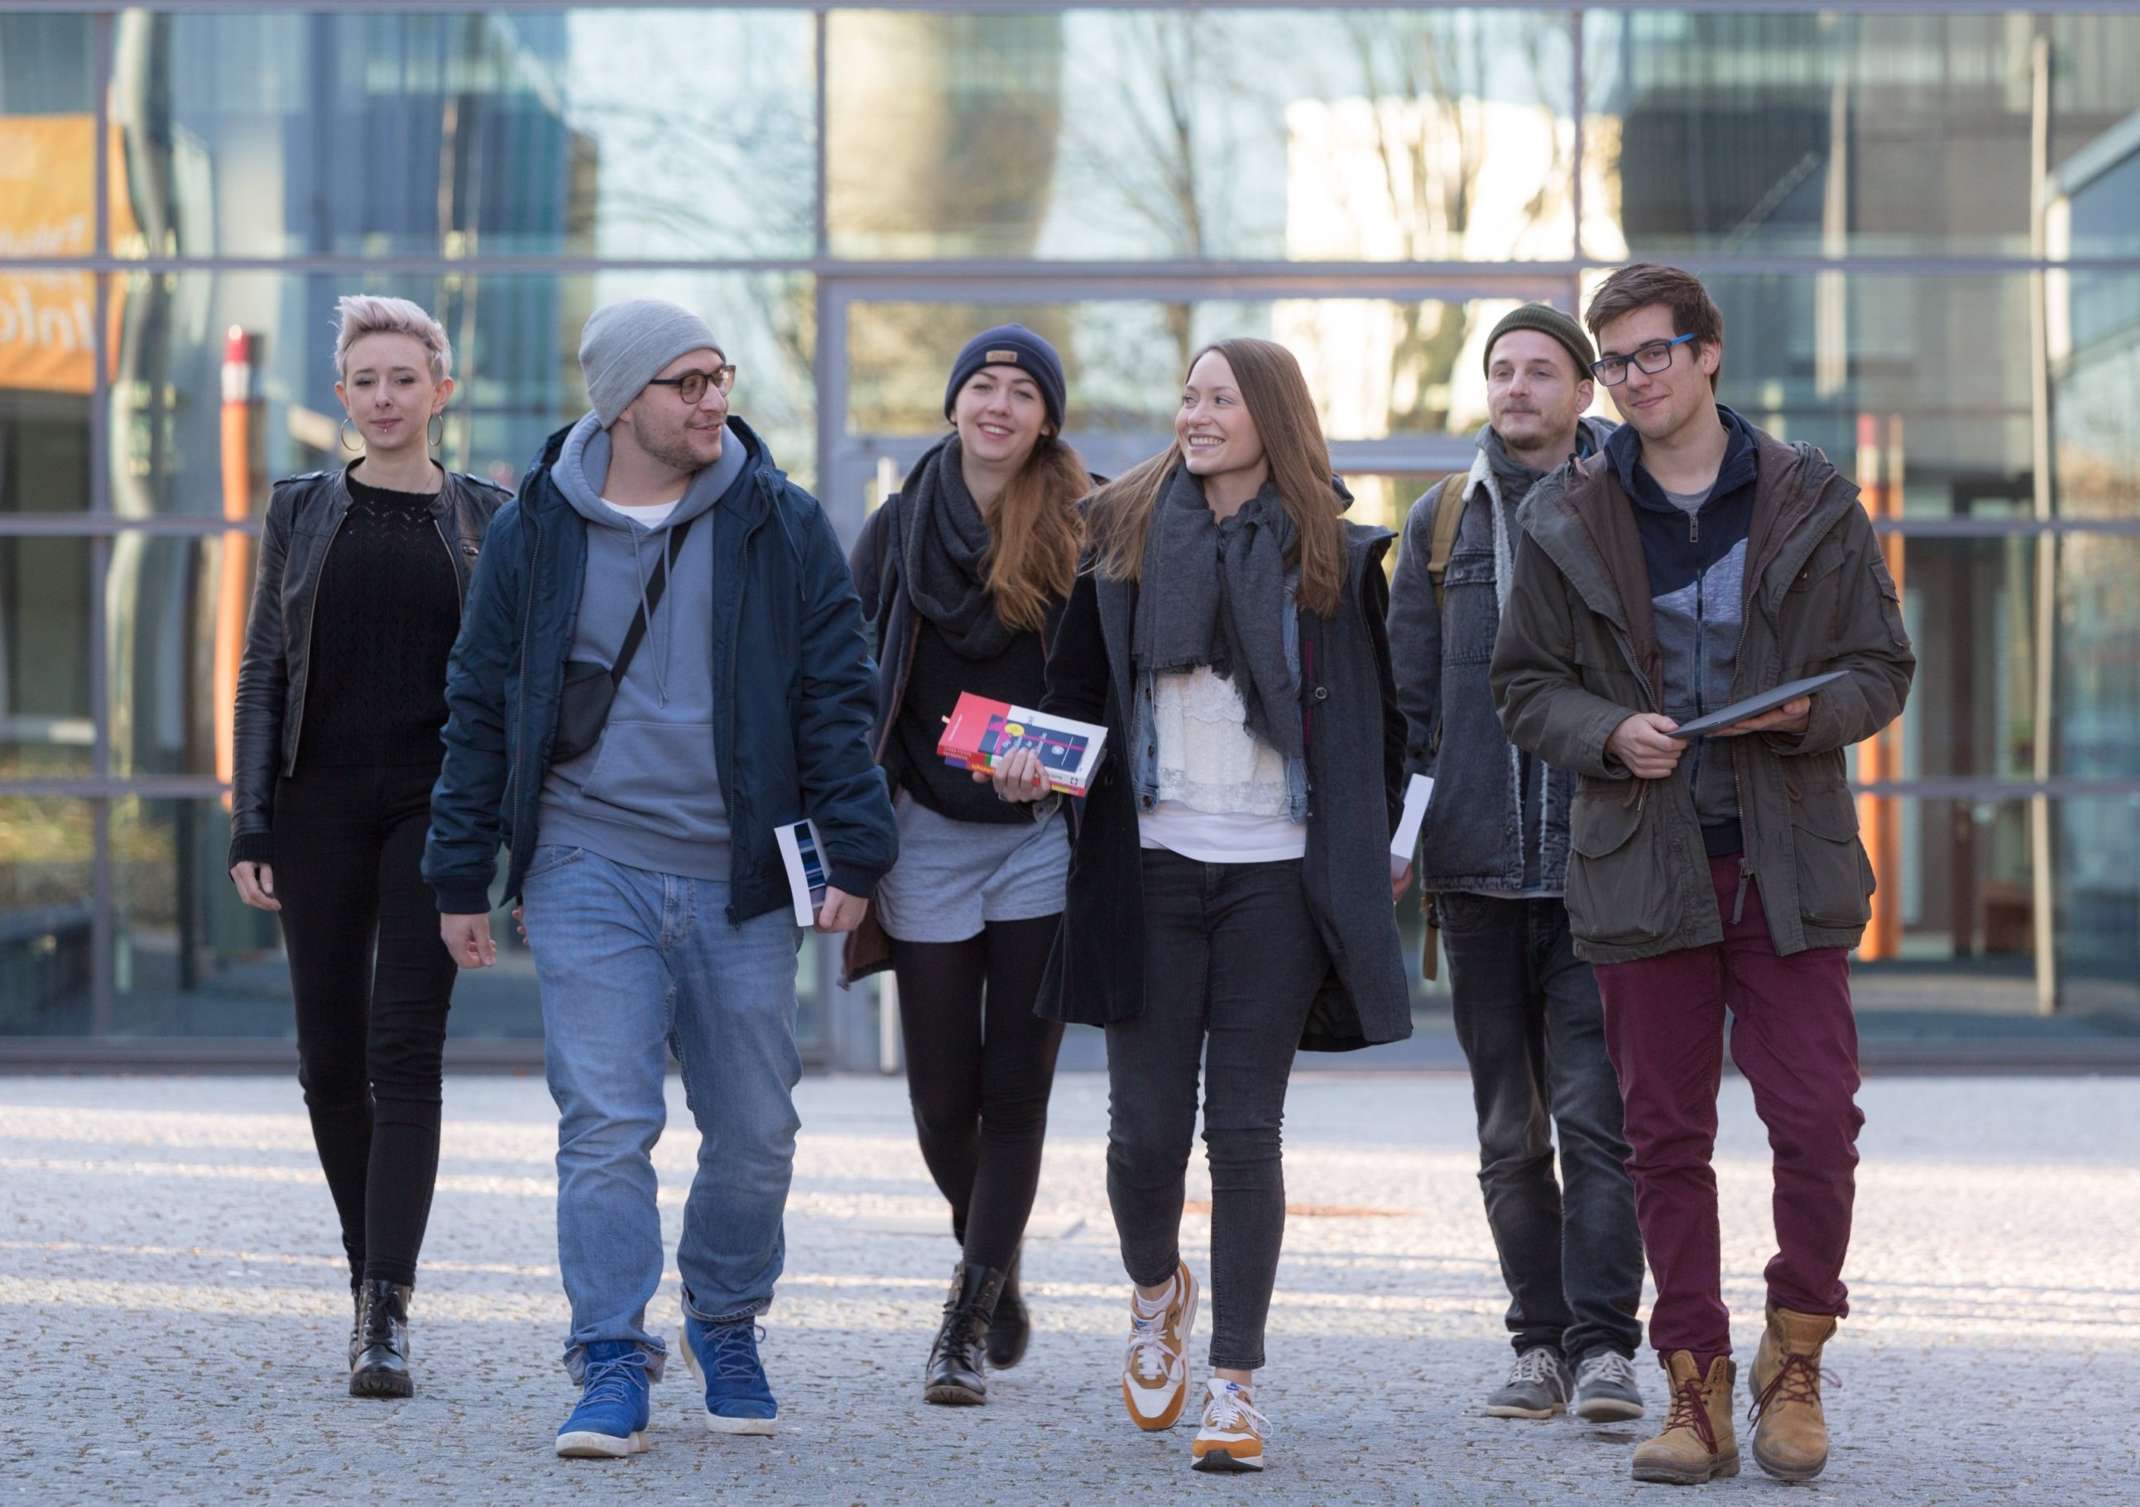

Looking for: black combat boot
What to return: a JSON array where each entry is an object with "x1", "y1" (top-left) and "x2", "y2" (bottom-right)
[
  {"x1": 985, "y1": 1245, "x2": 1031, "y2": 1370},
  {"x1": 923, "y1": 1262, "x2": 1006, "y2": 1406},
  {"x1": 350, "y1": 1279, "x2": 415, "y2": 1399}
]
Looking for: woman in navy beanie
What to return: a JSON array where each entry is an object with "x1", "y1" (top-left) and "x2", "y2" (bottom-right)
[{"x1": 847, "y1": 324, "x2": 1090, "y2": 1406}]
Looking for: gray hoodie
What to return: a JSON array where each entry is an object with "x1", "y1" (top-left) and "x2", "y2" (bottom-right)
[{"x1": 536, "y1": 410, "x2": 748, "y2": 880}]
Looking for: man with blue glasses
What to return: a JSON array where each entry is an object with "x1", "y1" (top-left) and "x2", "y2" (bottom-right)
[{"x1": 1492, "y1": 264, "x2": 1914, "y2": 1489}]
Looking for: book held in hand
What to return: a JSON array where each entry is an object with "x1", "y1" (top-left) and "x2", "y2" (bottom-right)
[
  {"x1": 937, "y1": 692, "x2": 1109, "y2": 798},
  {"x1": 775, "y1": 819, "x2": 828, "y2": 927}
]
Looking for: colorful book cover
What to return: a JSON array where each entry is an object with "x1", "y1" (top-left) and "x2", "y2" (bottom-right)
[{"x1": 936, "y1": 692, "x2": 1109, "y2": 798}]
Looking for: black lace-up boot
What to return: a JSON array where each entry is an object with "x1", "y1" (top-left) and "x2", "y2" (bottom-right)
[
  {"x1": 923, "y1": 1262, "x2": 1006, "y2": 1406},
  {"x1": 350, "y1": 1279, "x2": 415, "y2": 1398}
]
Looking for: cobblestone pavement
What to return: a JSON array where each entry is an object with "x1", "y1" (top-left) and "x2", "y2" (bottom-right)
[{"x1": 3, "y1": 1068, "x2": 2135, "y2": 1505}]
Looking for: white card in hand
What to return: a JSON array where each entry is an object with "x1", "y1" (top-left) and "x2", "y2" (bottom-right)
[{"x1": 1391, "y1": 774, "x2": 1434, "y2": 860}]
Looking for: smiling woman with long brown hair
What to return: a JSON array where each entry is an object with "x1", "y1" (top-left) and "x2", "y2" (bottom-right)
[
  {"x1": 996, "y1": 336, "x2": 1411, "y2": 1475},
  {"x1": 847, "y1": 325, "x2": 1091, "y2": 1409},
  {"x1": 226, "y1": 295, "x2": 507, "y2": 1400}
]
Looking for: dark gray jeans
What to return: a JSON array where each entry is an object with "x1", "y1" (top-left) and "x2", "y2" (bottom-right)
[
  {"x1": 1105, "y1": 849, "x2": 1330, "y2": 1372},
  {"x1": 1439, "y1": 891, "x2": 1644, "y2": 1362}
]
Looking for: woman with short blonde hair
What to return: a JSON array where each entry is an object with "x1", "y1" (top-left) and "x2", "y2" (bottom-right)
[{"x1": 228, "y1": 293, "x2": 507, "y2": 1400}]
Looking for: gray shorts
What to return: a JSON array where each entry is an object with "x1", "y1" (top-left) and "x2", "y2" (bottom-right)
[{"x1": 874, "y1": 791, "x2": 1070, "y2": 944}]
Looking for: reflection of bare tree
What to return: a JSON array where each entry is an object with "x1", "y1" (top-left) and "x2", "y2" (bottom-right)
[{"x1": 1334, "y1": 13, "x2": 1572, "y2": 431}]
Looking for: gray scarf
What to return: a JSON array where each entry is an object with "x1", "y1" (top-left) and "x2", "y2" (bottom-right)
[
  {"x1": 1133, "y1": 464, "x2": 1303, "y2": 759},
  {"x1": 900, "y1": 435, "x2": 1015, "y2": 659}
]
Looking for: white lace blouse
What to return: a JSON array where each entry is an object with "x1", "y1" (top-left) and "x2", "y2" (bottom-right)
[{"x1": 1135, "y1": 666, "x2": 1306, "y2": 863}]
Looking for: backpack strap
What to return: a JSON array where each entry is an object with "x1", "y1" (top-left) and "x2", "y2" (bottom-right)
[{"x1": 1423, "y1": 472, "x2": 1468, "y2": 614}]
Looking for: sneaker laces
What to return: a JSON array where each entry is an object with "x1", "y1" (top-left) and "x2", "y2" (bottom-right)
[
  {"x1": 1126, "y1": 1312, "x2": 1177, "y2": 1385},
  {"x1": 1577, "y1": 1351, "x2": 1638, "y2": 1390},
  {"x1": 1203, "y1": 1382, "x2": 1269, "y2": 1436},
  {"x1": 1750, "y1": 1353, "x2": 1838, "y2": 1422},
  {"x1": 1664, "y1": 1372, "x2": 1720, "y2": 1455},
  {"x1": 578, "y1": 1349, "x2": 648, "y2": 1412},
  {"x1": 1507, "y1": 1347, "x2": 1565, "y2": 1390},
  {"x1": 703, "y1": 1322, "x2": 768, "y2": 1383}
]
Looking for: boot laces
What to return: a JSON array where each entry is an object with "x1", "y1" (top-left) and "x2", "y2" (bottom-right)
[
  {"x1": 1750, "y1": 1352, "x2": 1836, "y2": 1422},
  {"x1": 580, "y1": 1349, "x2": 648, "y2": 1410},
  {"x1": 1665, "y1": 1374, "x2": 1720, "y2": 1455},
  {"x1": 1507, "y1": 1347, "x2": 1565, "y2": 1390}
]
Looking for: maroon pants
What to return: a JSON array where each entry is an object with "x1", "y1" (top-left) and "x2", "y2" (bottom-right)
[{"x1": 1594, "y1": 855, "x2": 1862, "y2": 1365}]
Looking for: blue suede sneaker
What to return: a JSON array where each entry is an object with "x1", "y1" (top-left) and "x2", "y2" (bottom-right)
[
  {"x1": 679, "y1": 1308, "x2": 779, "y2": 1436},
  {"x1": 555, "y1": 1341, "x2": 653, "y2": 1458}
]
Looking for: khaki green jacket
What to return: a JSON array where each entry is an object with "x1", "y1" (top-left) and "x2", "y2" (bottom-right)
[{"x1": 1489, "y1": 426, "x2": 1915, "y2": 965}]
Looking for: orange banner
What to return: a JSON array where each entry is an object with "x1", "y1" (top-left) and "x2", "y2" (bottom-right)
[{"x1": 0, "y1": 115, "x2": 133, "y2": 394}]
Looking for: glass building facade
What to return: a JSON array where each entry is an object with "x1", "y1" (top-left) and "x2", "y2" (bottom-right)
[{"x1": 3, "y1": 5, "x2": 2136, "y2": 1065}]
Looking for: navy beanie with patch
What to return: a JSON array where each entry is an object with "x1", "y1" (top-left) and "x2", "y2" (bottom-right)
[{"x1": 943, "y1": 324, "x2": 1068, "y2": 434}]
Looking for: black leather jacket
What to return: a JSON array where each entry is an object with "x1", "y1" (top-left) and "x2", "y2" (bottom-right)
[{"x1": 228, "y1": 462, "x2": 508, "y2": 867}]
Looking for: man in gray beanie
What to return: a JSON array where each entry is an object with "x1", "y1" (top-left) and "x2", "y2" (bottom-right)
[
  {"x1": 426, "y1": 298, "x2": 896, "y2": 1459},
  {"x1": 1386, "y1": 304, "x2": 1647, "y2": 1427}
]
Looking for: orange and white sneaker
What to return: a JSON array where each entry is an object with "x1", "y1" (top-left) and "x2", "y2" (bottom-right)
[
  {"x1": 1121, "y1": 1261, "x2": 1198, "y2": 1431},
  {"x1": 1191, "y1": 1378, "x2": 1268, "y2": 1473}
]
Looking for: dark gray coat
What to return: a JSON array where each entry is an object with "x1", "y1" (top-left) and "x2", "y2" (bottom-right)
[{"x1": 1036, "y1": 521, "x2": 1413, "y2": 1052}]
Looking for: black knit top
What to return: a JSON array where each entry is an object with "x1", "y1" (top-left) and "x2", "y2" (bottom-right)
[
  {"x1": 889, "y1": 617, "x2": 1050, "y2": 824},
  {"x1": 298, "y1": 472, "x2": 462, "y2": 770}
]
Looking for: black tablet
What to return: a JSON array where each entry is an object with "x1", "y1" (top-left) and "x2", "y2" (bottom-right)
[{"x1": 1666, "y1": 670, "x2": 1849, "y2": 739}]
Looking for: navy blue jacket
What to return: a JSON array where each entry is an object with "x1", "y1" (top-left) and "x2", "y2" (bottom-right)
[{"x1": 422, "y1": 416, "x2": 897, "y2": 922}]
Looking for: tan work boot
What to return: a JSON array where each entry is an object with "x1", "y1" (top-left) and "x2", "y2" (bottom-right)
[
  {"x1": 1630, "y1": 1351, "x2": 1738, "y2": 1485},
  {"x1": 1749, "y1": 1304, "x2": 1838, "y2": 1481}
]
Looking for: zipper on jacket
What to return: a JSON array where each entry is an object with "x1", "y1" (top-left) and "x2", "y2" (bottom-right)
[
  {"x1": 432, "y1": 516, "x2": 464, "y2": 621},
  {"x1": 1731, "y1": 853, "x2": 1753, "y2": 925},
  {"x1": 1689, "y1": 511, "x2": 1700, "y2": 544},
  {"x1": 286, "y1": 503, "x2": 350, "y2": 770}
]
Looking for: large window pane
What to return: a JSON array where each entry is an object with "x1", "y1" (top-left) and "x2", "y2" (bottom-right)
[
  {"x1": 1582, "y1": 11, "x2": 2140, "y2": 260},
  {"x1": 106, "y1": 535, "x2": 231, "y2": 780},
  {"x1": 2051, "y1": 270, "x2": 2140, "y2": 520},
  {"x1": 2055, "y1": 535, "x2": 2140, "y2": 782},
  {"x1": 109, "y1": 797, "x2": 287, "y2": 1036},
  {"x1": 2056, "y1": 794, "x2": 2140, "y2": 1022},
  {"x1": 110, "y1": 10, "x2": 815, "y2": 260},
  {"x1": 3, "y1": 16, "x2": 103, "y2": 468},
  {"x1": 1, "y1": 536, "x2": 93, "y2": 778},
  {"x1": 1851, "y1": 795, "x2": 2035, "y2": 1017},
  {"x1": 828, "y1": 9, "x2": 1575, "y2": 261},
  {"x1": 0, "y1": 795, "x2": 94, "y2": 1036},
  {"x1": 114, "y1": 268, "x2": 814, "y2": 519},
  {"x1": 848, "y1": 294, "x2": 1525, "y2": 444}
]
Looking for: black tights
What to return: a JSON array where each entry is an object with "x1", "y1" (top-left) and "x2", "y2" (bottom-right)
[
  {"x1": 892, "y1": 915, "x2": 1064, "y2": 1272},
  {"x1": 273, "y1": 762, "x2": 456, "y2": 1289}
]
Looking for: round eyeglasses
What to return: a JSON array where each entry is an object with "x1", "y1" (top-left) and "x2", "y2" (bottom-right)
[{"x1": 646, "y1": 365, "x2": 737, "y2": 405}]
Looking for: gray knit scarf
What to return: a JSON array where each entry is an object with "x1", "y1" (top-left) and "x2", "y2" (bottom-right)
[
  {"x1": 1133, "y1": 464, "x2": 1303, "y2": 760},
  {"x1": 900, "y1": 435, "x2": 1016, "y2": 659}
]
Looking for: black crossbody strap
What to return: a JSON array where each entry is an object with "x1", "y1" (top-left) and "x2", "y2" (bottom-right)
[{"x1": 609, "y1": 512, "x2": 697, "y2": 689}]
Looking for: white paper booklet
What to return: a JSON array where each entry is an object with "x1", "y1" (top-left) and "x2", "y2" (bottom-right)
[
  {"x1": 775, "y1": 819, "x2": 828, "y2": 927},
  {"x1": 1390, "y1": 774, "x2": 1435, "y2": 861}
]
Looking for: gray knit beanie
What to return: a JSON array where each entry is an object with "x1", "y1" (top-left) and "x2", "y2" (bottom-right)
[{"x1": 578, "y1": 299, "x2": 723, "y2": 427}]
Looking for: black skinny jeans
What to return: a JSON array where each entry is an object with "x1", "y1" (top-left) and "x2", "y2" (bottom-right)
[
  {"x1": 273, "y1": 760, "x2": 456, "y2": 1289},
  {"x1": 892, "y1": 915, "x2": 1065, "y2": 1273},
  {"x1": 1438, "y1": 891, "x2": 1644, "y2": 1362},
  {"x1": 1106, "y1": 849, "x2": 1330, "y2": 1372}
]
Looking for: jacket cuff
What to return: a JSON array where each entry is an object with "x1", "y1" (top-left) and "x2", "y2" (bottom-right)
[
  {"x1": 227, "y1": 831, "x2": 275, "y2": 869},
  {"x1": 824, "y1": 859, "x2": 885, "y2": 901},
  {"x1": 433, "y1": 883, "x2": 494, "y2": 916}
]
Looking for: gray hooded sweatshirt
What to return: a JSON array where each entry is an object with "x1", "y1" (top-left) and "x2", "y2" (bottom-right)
[{"x1": 537, "y1": 410, "x2": 748, "y2": 880}]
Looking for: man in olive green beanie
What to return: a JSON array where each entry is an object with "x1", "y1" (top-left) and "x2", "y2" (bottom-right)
[{"x1": 1483, "y1": 303, "x2": 1597, "y2": 382}]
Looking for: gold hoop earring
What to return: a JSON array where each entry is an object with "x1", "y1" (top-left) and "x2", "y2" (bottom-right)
[
  {"x1": 429, "y1": 414, "x2": 446, "y2": 451},
  {"x1": 338, "y1": 419, "x2": 361, "y2": 453}
]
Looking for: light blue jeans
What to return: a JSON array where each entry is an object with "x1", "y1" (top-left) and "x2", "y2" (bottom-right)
[{"x1": 521, "y1": 844, "x2": 803, "y2": 1381}]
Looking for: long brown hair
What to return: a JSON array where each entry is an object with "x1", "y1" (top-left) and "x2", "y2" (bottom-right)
[
  {"x1": 979, "y1": 433, "x2": 1092, "y2": 633},
  {"x1": 1086, "y1": 338, "x2": 1345, "y2": 617}
]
